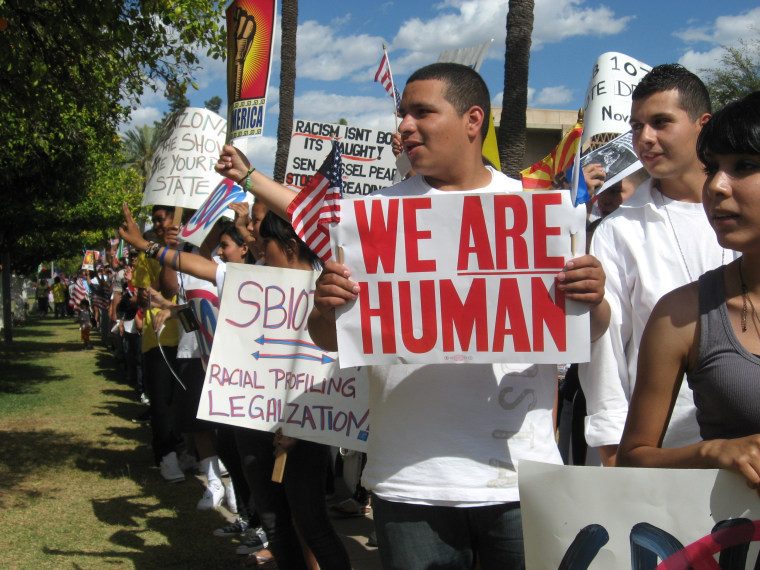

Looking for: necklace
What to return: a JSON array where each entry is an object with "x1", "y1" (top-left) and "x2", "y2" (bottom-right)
[
  {"x1": 737, "y1": 257, "x2": 758, "y2": 333},
  {"x1": 658, "y1": 190, "x2": 725, "y2": 282}
]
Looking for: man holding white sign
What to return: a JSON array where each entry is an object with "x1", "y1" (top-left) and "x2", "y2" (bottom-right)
[{"x1": 306, "y1": 63, "x2": 609, "y2": 569}]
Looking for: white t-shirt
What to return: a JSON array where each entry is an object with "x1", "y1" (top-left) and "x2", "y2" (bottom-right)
[
  {"x1": 361, "y1": 168, "x2": 562, "y2": 506},
  {"x1": 580, "y1": 179, "x2": 737, "y2": 449}
]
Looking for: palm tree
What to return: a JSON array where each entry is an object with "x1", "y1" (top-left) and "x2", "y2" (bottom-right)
[
  {"x1": 120, "y1": 124, "x2": 160, "y2": 180},
  {"x1": 273, "y1": 0, "x2": 298, "y2": 183},
  {"x1": 498, "y1": 0, "x2": 534, "y2": 178}
]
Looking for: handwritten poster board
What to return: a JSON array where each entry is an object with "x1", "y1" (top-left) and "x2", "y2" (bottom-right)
[
  {"x1": 284, "y1": 120, "x2": 397, "y2": 197},
  {"x1": 519, "y1": 461, "x2": 760, "y2": 569},
  {"x1": 197, "y1": 263, "x2": 369, "y2": 451},
  {"x1": 142, "y1": 107, "x2": 228, "y2": 209},
  {"x1": 332, "y1": 190, "x2": 589, "y2": 367},
  {"x1": 583, "y1": 52, "x2": 652, "y2": 143},
  {"x1": 179, "y1": 178, "x2": 253, "y2": 247},
  {"x1": 226, "y1": 0, "x2": 277, "y2": 140}
]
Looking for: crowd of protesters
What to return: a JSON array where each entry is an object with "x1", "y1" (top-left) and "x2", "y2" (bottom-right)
[{"x1": 27, "y1": 58, "x2": 760, "y2": 569}]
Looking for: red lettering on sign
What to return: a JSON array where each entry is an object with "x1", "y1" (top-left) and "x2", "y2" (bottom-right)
[
  {"x1": 532, "y1": 277, "x2": 566, "y2": 351},
  {"x1": 355, "y1": 199, "x2": 399, "y2": 274},
  {"x1": 440, "y1": 278, "x2": 489, "y2": 351},
  {"x1": 403, "y1": 198, "x2": 436, "y2": 272},
  {"x1": 532, "y1": 193, "x2": 564, "y2": 269},
  {"x1": 494, "y1": 194, "x2": 529, "y2": 269},
  {"x1": 492, "y1": 278, "x2": 531, "y2": 352},
  {"x1": 359, "y1": 281, "x2": 396, "y2": 354},
  {"x1": 398, "y1": 280, "x2": 437, "y2": 353},
  {"x1": 457, "y1": 196, "x2": 494, "y2": 271}
]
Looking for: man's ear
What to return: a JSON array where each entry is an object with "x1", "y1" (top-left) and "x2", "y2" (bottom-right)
[
  {"x1": 465, "y1": 105, "x2": 486, "y2": 139},
  {"x1": 698, "y1": 112, "x2": 711, "y2": 128}
]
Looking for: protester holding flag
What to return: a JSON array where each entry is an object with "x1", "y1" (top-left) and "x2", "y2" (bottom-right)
[
  {"x1": 302, "y1": 63, "x2": 608, "y2": 569},
  {"x1": 618, "y1": 92, "x2": 760, "y2": 482}
]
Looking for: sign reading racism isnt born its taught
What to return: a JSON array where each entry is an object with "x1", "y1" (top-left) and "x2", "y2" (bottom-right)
[{"x1": 333, "y1": 190, "x2": 589, "y2": 367}]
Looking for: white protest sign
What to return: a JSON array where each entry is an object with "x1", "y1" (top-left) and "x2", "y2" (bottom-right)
[
  {"x1": 284, "y1": 120, "x2": 397, "y2": 197},
  {"x1": 198, "y1": 263, "x2": 370, "y2": 451},
  {"x1": 179, "y1": 178, "x2": 253, "y2": 247},
  {"x1": 333, "y1": 190, "x2": 589, "y2": 367},
  {"x1": 519, "y1": 461, "x2": 760, "y2": 569},
  {"x1": 583, "y1": 53, "x2": 652, "y2": 143},
  {"x1": 142, "y1": 107, "x2": 227, "y2": 209}
]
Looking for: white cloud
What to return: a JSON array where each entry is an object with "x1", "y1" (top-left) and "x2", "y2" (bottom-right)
[
  {"x1": 296, "y1": 21, "x2": 387, "y2": 81},
  {"x1": 492, "y1": 90, "x2": 504, "y2": 107},
  {"x1": 119, "y1": 106, "x2": 163, "y2": 134},
  {"x1": 389, "y1": 0, "x2": 632, "y2": 67},
  {"x1": 533, "y1": 85, "x2": 574, "y2": 106},
  {"x1": 292, "y1": 90, "x2": 398, "y2": 133},
  {"x1": 242, "y1": 135, "x2": 278, "y2": 178},
  {"x1": 675, "y1": 7, "x2": 760, "y2": 73}
]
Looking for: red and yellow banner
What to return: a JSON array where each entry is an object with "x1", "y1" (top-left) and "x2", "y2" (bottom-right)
[{"x1": 226, "y1": 0, "x2": 277, "y2": 139}]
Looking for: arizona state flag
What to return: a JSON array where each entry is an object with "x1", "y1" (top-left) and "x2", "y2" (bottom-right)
[{"x1": 520, "y1": 122, "x2": 583, "y2": 190}]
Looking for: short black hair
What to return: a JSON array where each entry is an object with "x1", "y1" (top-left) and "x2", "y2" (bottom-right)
[
  {"x1": 259, "y1": 212, "x2": 322, "y2": 270},
  {"x1": 216, "y1": 219, "x2": 255, "y2": 264},
  {"x1": 406, "y1": 62, "x2": 491, "y2": 141},
  {"x1": 632, "y1": 63, "x2": 711, "y2": 121},
  {"x1": 151, "y1": 205, "x2": 175, "y2": 216},
  {"x1": 697, "y1": 91, "x2": 760, "y2": 164}
]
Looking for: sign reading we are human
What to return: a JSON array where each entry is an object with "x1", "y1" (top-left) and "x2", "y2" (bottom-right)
[
  {"x1": 284, "y1": 120, "x2": 398, "y2": 197},
  {"x1": 333, "y1": 191, "x2": 589, "y2": 367},
  {"x1": 142, "y1": 107, "x2": 228, "y2": 209},
  {"x1": 197, "y1": 264, "x2": 369, "y2": 452}
]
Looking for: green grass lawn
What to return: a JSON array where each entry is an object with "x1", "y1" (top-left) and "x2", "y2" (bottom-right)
[{"x1": 0, "y1": 318, "x2": 242, "y2": 569}]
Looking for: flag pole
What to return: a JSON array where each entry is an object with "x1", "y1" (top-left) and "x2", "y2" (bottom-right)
[{"x1": 383, "y1": 44, "x2": 399, "y2": 132}]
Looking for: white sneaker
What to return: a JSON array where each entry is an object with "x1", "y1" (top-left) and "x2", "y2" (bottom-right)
[
  {"x1": 197, "y1": 481, "x2": 225, "y2": 510},
  {"x1": 218, "y1": 459, "x2": 228, "y2": 477},
  {"x1": 159, "y1": 452, "x2": 185, "y2": 483},
  {"x1": 225, "y1": 481, "x2": 238, "y2": 513}
]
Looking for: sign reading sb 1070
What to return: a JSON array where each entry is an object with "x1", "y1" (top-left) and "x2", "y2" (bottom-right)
[{"x1": 284, "y1": 120, "x2": 398, "y2": 197}]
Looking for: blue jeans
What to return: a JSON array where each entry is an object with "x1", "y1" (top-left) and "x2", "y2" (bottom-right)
[{"x1": 372, "y1": 496, "x2": 525, "y2": 570}]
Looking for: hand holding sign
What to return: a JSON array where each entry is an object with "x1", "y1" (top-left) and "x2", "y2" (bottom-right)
[{"x1": 308, "y1": 261, "x2": 360, "y2": 352}]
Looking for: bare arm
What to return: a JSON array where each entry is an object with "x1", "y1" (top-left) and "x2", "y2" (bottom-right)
[
  {"x1": 118, "y1": 203, "x2": 219, "y2": 285},
  {"x1": 215, "y1": 144, "x2": 297, "y2": 220}
]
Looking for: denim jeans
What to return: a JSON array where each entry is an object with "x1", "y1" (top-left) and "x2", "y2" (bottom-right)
[
  {"x1": 372, "y1": 495, "x2": 525, "y2": 570},
  {"x1": 234, "y1": 429, "x2": 350, "y2": 570}
]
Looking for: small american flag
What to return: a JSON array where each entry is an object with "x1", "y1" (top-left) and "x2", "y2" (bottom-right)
[
  {"x1": 375, "y1": 52, "x2": 401, "y2": 111},
  {"x1": 286, "y1": 140, "x2": 343, "y2": 263}
]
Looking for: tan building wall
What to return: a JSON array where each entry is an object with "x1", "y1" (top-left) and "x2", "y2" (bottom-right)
[{"x1": 492, "y1": 107, "x2": 581, "y2": 170}]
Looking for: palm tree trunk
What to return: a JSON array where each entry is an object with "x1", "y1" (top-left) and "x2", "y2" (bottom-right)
[
  {"x1": 498, "y1": 0, "x2": 534, "y2": 178},
  {"x1": 273, "y1": 0, "x2": 298, "y2": 184}
]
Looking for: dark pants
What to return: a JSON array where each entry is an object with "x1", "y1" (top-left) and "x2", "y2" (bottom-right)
[
  {"x1": 123, "y1": 332, "x2": 143, "y2": 394},
  {"x1": 372, "y1": 496, "x2": 525, "y2": 570},
  {"x1": 234, "y1": 429, "x2": 350, "y2": 570},
  {"x1": 143, "y1": 346, "x2": 179, "y2": 464}
]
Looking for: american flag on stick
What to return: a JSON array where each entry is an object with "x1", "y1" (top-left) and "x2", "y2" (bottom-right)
[
  {"x1": 69, "y1": 278, "x2": 89, "y2": 311},
  {"x1": 375, "y1": 48, "x2": 401, "y2": 114},
  {"x1": 286, "y1": 140, "x2": 343, "y2": 263}
]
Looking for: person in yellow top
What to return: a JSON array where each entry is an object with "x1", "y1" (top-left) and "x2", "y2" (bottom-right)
[
  {"x1": 133, "y1": 206, "x2": 184, "y2": 482},
  {"x1": 52, "y1": 276, "x2": 68, "y2": 319}
]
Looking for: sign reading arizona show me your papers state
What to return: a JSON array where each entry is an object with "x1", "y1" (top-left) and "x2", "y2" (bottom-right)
[{"x1": 333, "y1": 190, "x2": 589, "y2": 367}]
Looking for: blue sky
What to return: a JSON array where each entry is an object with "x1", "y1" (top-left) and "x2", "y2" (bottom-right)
[{"x1": 123, "y1": 0, "x2": 760, "y2": 177}]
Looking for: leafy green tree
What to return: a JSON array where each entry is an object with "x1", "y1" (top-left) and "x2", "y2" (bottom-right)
[
  {"x1": 120, "y1": 125, "x2": 160, "y2": 179},
  {"x1": 702, "y1": 39, "x2": 760, "y2": 110},
  {"x1": 205, "y1": 96, "x2": 223, "y2": 113}
]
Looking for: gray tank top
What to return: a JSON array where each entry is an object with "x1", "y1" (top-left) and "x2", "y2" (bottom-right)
[{"x1": 686, "y1": 266, "x2": 760, "y2": 440}]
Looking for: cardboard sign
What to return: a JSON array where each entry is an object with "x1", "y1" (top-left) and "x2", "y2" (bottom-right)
[
  {"x1": 333, "y1": 191, "x2": 589, "y2": 367},
  {"x1": 226, "y1": 0, "x2": 277, "y2": 140},
  {"x1": 142, "y1": 107, "x2": 228, "y2": 208},
  {"x1": 179, "y1": 178, "x2": 253, "y2": 247},
  {"x1": 519, "y1": 461, "x2": 760, "y2": 569},
  {"x1": 583, "y1": 52, "x2": 652, "y2": 143},
  {"x1": 82, "y1": 250, "x2": 99, "y2": 271},
  {"x1": 198, "y1": 263, "x2": 369, "y2": 451},
  {"x1": 284, "y1": 119, "x2": 397, "y2": 197}
]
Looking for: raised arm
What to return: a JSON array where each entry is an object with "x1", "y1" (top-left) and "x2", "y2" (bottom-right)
[
  {"x1": 215, "y1": 144, "x2": 297, "y2": 221},
  {"x1": 118, "y1": 203, "x2": 219, "y2": 285}
]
